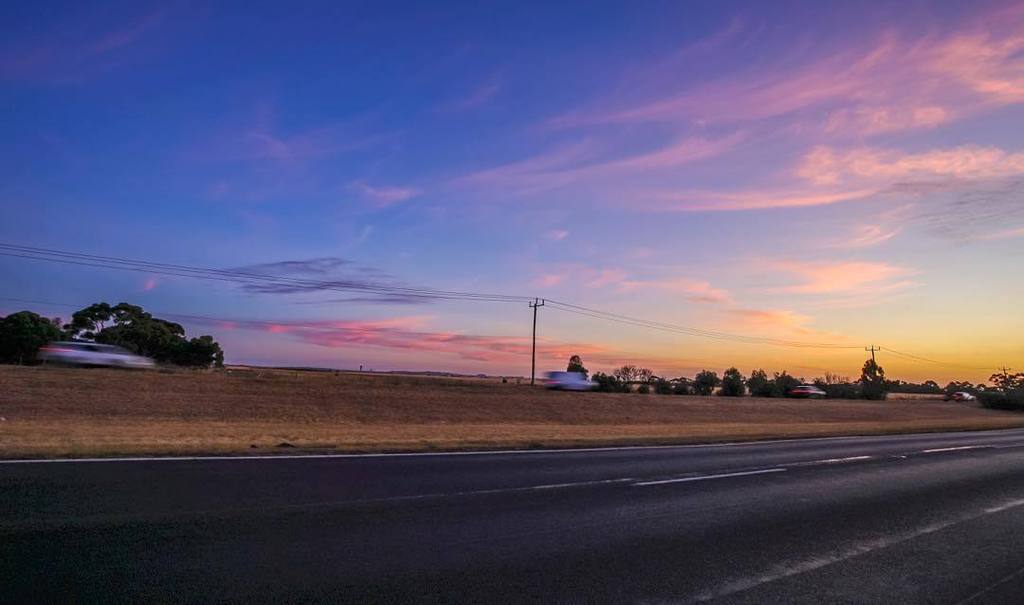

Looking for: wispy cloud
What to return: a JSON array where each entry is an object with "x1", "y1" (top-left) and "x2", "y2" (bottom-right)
[
  {"x1": 456, "y1": 134, "x2": 741, "y2": 195},
  {"x1": 444, "y1": 75, "x2": 503, "y2": 111},
  {"x1": 550, "y1": 4, "x2": 1024, "y2": 134},
  {"x1": 349, "y1": 181, "x2": 421, "y2": 206},
  {"x1": 619, "y1": 277, "x2": 733, "y2": 305},
  {"x1": 770, "y1": 259, "x2": 916, "y2": 295},
  {"x1": 545, "y1": 229, "x2": 570, "y2": 241},
  {"x1": 0, "y1": 10, "x2": 166, "y2": 84},
  {"x1": 226, "y1": 257, "x2": 427, "y2": 304}
]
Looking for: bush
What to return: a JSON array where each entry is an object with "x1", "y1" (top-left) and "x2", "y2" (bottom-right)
[
  {"x1": 591, "y1": 372, "x2": 630, "y2": 393},
  {"x1": 654, "y1": 379, "x2": 673, "y2": 395},
  {"x1": 978, "y1": 389, "x2": 1024, "y2": 411},
  {"x1": 637, "y1": 384, "x2": 650, "y2": 394},
  {"x1": 672, "y1": 379, "x2": 692, "y2": 395},
  {"x1": 746, "y1": 369, "x2": 773, "y2": 397},
  {"x1": 719, "y1": 367, "x2": 745, "y2": 397},
  {"x1": 0, "y1": 311, "x2": 63, "y2": 365},
  {"x1": 773, "y1": 371, "x2": 802, "y2": 397},
  {"x1": 693, "y1": 370, "x2": 720, "y2": 395}
]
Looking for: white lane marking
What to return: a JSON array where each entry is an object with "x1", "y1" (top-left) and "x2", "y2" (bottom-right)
[
  {"x1": 955, "y1": 565, "x2": 1024, "y2": 604},
  {"x1": 985, "y1": 498, "x2": 1024, "y2": 514},
  {"x1": 690, "y1": 498, "x2": 1024, "y2": 603},
  {"x1": 921, "y1": 445, "x2": 986, "y2": 453},
  {"x1": 633, "y1": 468, "x2": 786, "y2": 487},
  {"x1": 790, "y1": 454, "x2": 872, "y2": 468}
]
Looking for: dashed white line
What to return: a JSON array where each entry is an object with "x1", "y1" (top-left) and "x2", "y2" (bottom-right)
[
  {"x1": 921, "y1": 445, "x2": 986, "y2": 454},
  {"x1": 633, "y1": 468, "x2": 786, "y2": 487},
  {"x1": 814, "y1": 455, "x2": 873, "y2": 464}
]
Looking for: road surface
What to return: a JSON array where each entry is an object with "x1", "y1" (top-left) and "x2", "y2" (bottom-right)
[{"x1": 4, "y1": 429, "x2": 1024, "y2": 603}]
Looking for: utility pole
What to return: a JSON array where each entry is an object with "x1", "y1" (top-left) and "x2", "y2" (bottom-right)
[
  {"x1": 529, "y1": 298, "x2": 545, "y2": 385},
  {"x1": 865, "y1": 345, "x2": 879, "y2": 364}
]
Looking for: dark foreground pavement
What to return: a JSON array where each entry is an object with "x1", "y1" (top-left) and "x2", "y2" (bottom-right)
[{"x1": 4, "y1": 429, "x2": 1024, "y2": 603}]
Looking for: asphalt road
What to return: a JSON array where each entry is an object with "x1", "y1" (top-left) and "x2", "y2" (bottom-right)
[{"x1": 5, "y1": 429, "x2": 1024, "y2": 603}]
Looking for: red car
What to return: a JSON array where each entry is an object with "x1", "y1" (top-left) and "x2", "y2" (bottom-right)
[{"x1": 787, "y1": 385, "x2": 827, "y2": 399}]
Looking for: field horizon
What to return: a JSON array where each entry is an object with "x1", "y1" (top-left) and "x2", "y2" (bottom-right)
[{"x1": 2, "y1": 365, "x2": 1023, "y2": 458}]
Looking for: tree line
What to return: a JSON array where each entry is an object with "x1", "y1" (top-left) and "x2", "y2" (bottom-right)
[
  {"x1": 0, "y1": 302, "x2": 223, "y2": 368},
  {"x1": 568, "y1": 356, "x2": 1024, "y2": 407}
]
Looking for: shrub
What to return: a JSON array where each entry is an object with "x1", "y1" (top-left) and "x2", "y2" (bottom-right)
[
  {"x1": 672, "y1": 379, "x2": 692, "y2": 395},
  {"x1": 591, "y1": 372, "x2": 630, "y2": 393},
  {"x1": 654, "y1": 379, "x2": 673, "y2": 395},
  {"x1": 774, "y1": 371, "x2": 802, "y2": 397},
  {"x1": 978, "y1": 389, "x2": 1024, "y2": 411},
  {"x1": 719, "y1": 367, "x2": 745, "y2": 397},
  {"x1": 746, "y1": 369, "x2": 773, "y2": 397},
  {"x1": 637, "y1": 384, "x2": 650, "y2": 394},
  {"x1": 693, "y1": 370, "x2": 721, "y2": 395}
]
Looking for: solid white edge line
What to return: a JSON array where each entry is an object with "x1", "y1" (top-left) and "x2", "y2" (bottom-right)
[{"x1": 633, "y1": 468, "x2": 786, "y2": 486}]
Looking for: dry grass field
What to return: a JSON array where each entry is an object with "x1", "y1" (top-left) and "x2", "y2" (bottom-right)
[{"x1": 2, "y1": 365, "x2": 1023, "y2": 458}]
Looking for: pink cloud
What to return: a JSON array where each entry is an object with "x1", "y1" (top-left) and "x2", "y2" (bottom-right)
[
  {"x1": 445, "y1": 76, "x2": 503, "y2": 111},
  {"x1": 545, "y1": 229, "x2": 570, "y2": 241},
  {"x1": 654, "y1": 188, "x2": 876, "y2": 212},
  {"x1": 142, "y1": 277, "x2": 158, "y2": 292},
  {"x1": 619, "y1": 277, "x2": 733, "y2": 304},
  {"x1": 535, "y1": 273, "x2": 565, "y2": 288},
  {"x1": 349, "y1": 181, "x2": 421, "y2": 206},
  {"x1": 728, "y1": 307, "x2": 814, "y2": 332},
  {"x1": 551, "y1": 5, "x2": 1024, "y2": 135},
  {"x1": 771, "y1": 260, "x2": 915, "y2": 294},
  {"x1": 797, "y1": 145, "x2": 1024, "y2": 186},
  {"x1": 210, "y1": 315, "x2": 610, "y2": 363},
  {"x1": 0, "y1": 10, "x2": 165, "y2": 83},
  {"x1": 585, "y1": 268, "x2": 630, "y2": 288},
  {"x1": 455, "y1": 135, "x2": 740, "y2": 195},
  {"x1": 836, "y1": 224, "x2": 902, "y2": 249}
]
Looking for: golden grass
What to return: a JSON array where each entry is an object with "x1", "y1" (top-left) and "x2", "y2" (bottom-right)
[{"x1": 2, "y1": 365, "x2": 1023, "y2": 457}]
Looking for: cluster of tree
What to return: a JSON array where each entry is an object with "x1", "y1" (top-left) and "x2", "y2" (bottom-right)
[
  {"x1": 0, "y1": 302, "x2": 224, "y2": 368},
  {"x1": 977, "y1": 371, "x2": 1024, "y2": 411},
  {"x1": 569, "y1": 356, "x2": 892, "y2": 400}
]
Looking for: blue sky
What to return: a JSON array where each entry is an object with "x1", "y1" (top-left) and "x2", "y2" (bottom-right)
[{"x1": 2, "y1": 1, "x2": 1023, "y2": 381}]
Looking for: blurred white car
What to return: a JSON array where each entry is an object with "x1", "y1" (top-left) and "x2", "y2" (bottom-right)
[
  {"x1": 40, "y1": 342, "x2": 155, "y2": 369},
  {"x1": 544, "y1": 371, "x2": 593, "y2": 391}
]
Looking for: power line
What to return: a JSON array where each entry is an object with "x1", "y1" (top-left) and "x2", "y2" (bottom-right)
[{"x1": 879, "y1": 347, "x2": 1000, "y2": 372}]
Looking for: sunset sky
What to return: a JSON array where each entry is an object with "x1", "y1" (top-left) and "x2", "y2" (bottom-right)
[{"x1": 2, "y1": 1, "x2": 1022, "y2": 382}]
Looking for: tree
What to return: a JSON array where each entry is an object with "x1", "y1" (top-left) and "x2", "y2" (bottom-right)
[
  {"x1": 0, "y1": 311, "x2": 63, "y2": 365},
  {"x1": 672, "y1": 377, "x2": 692, "y2": 395},
  {"x1": 693, "y1": 370, "x2": 721, "y2": 396},
  {"x1": 746, "y1": 369, "x2": 773, "y2": 397},
  {"x1": 64, "y1": 301, "x2": 224, "y2": 369},
  {"x1": 653, "y1": 378, "x2": 673, "y2": 395},
  {"x1": 813, "y1": 373, "x2": 860, "y2": 399},
  {"x1": 719, "y1": 367, "x2": 746, "y2": 397},
  {"x1": 990, "y1": 370, "x2": 1024, "y2": 392},
  {"x1": 566, "y1": 354, "x2": 588, "y2": 378},
  {"x1": 859, "y1": 358, "x2": 887, "y2": 400},
  {"x1": 773, "y1": 371, "x2": 802, "y2": 397},
  {"x1": 636, "y1": 367, "x2": 654, "y2": 384},
  {"x1": 591, "y1": 372, "x2": 629, "y2": 393},
  {"x1": 613, "y1": 365, "x2": 640, "y2": 383},
  {"x1": 64, "y1": 303, "x2": 113, "y2": 340}
]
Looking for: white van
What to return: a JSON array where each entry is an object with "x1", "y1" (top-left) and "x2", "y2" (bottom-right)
[{"x1": 544, "y1": 371, "x2": 593, "y2": 391}]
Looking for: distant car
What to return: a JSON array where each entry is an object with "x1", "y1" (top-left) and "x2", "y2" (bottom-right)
[
  {"x1": 945, "y1": 391, "x2": 976, "y2": 402},
  {"x1": 544, "y1": 371, "x2": 593, "y2": 391},
  {"x1": 39, "y1": 342, "x2": 155, "y2": 369},
  {"x1": 787, "y1": 385, "x2": 827, "y2": 399}
]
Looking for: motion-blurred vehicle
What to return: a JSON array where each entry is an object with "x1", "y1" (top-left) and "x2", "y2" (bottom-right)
[
  {"x1": 39, "y1": 342, "x2": 155, "y2": 369},
  {"x1": 544, "y1": 371, "x2": 594, "y2": 391},
  {"x1": 786, "y1": 385, "x2": 827, "y2": 399},
  {"x1": 945, "y1": 391, "x2": 976, "y2": 402}
]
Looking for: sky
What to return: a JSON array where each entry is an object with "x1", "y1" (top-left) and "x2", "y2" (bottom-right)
[{"x1": 1, "y1": 0, "x2": 1022, "y2": 383}]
